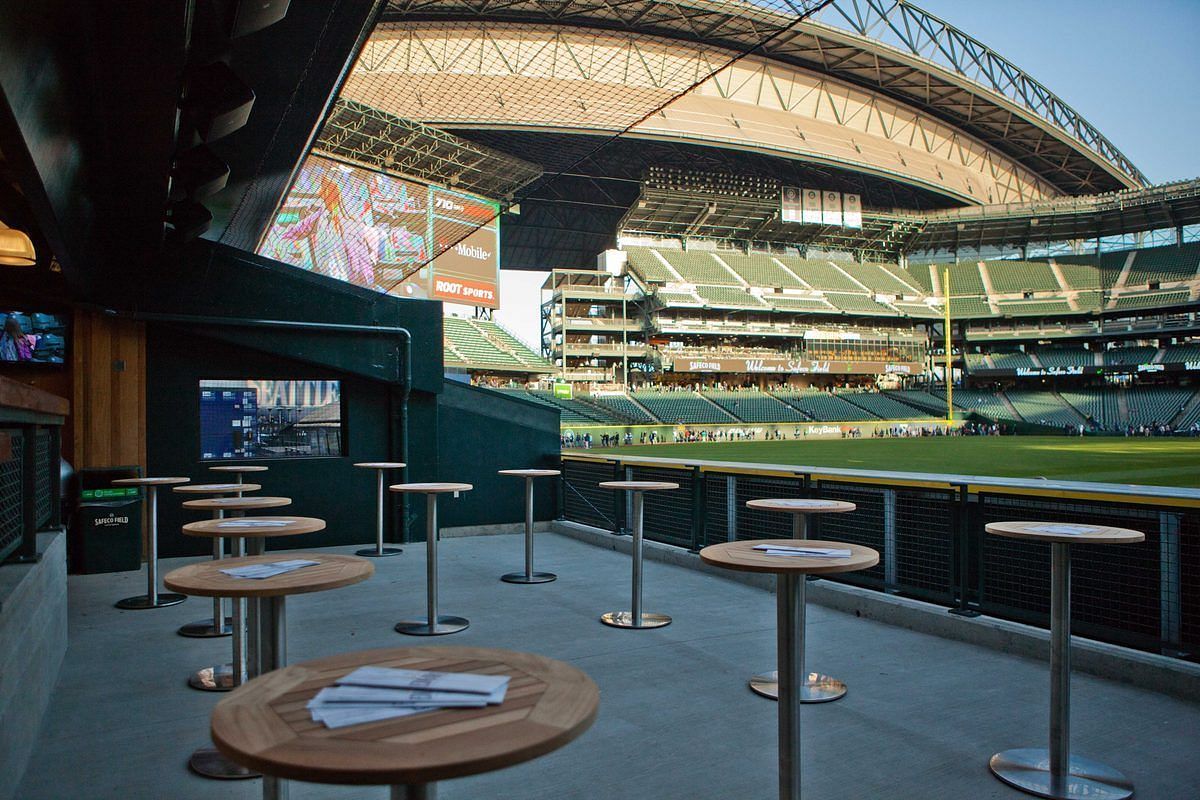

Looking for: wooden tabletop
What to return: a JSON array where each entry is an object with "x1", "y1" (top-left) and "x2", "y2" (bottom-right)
[
  {"x1": 164, "y1": 553, "x2": 372, "y2": 598},
  {"x1": 700, "y1": 539, "x2": 880, "y2": 575},
  {"x1": 183, "y1": 516, "x2": 325, "y2": 539},
  {"x1": 210, "y1": 465, "x2": 270, "y2": 473},
  {"x1": 182, "y1": 496, "x2": 292, "y2": 512},
  {"x1": 745, "y1": 498, "x2": 856, "y2": 515},
  {"x1": 210, "y1": 646, "x2": 599, "y2": 786},
  {"x1": 389, "y1": 482, "x2": 473, "y2": 494},
  {"x1": 499, "y1": 469, "x2": 562, "y2": 478},
  {"x1": 985, "y1": 521, "x2": 1145, "y2": 545},
  {"x1": 111, "y1": 477, "x2": 191, "y2": 487},
  {"x1": 173, "y1": 483, "x2": 262, "y2": 494},
  {"x1": 598, "y1": 480, "x2": 679, "y2": 492},
  {"x1": 355, "y1": 462, "x2": 407, "y2": 470}
]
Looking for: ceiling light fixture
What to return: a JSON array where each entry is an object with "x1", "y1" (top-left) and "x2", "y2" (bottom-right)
[{"x1": 0, "y1": 220, "x2": 36, "y2": 266}]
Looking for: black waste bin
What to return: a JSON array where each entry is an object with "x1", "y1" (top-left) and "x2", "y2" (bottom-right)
[{"x1": 69, "y1": 466, "x2": 144, "y2": 574}]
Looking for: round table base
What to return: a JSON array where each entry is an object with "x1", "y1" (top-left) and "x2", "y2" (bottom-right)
[
  {"x1": 356, "y1": 546, "x2": 404, "y2": 558},
  {"x1": 394, "y1": 616, "x2": 470, "y2": 636},
  {"x1": 188, "y1": 747, "x2": 260, "y2": 780},
  {"x1": 748, "y1": 670, "x2": 847, "y2": 703},
  {"x1": 188, "y1": 663, "x2": 237, "y2": 692},
  {"x1": 600, "y1": 611, "x2": 672, "y2": 629},
  {"x1": 177, "y1": 617, "x2": 233, "y2": 638},
  {"x1": 501, "y1": 571, "x2": 557, "y2": 584},
  {"x1": 989, "y1": 748, "x2": 1133, "y2": 800},
  {"x1": 114, "y1": 593, "x2": 187, "y2": 610}
]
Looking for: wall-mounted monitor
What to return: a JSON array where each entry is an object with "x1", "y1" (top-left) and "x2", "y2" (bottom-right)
[
  {"x1": 199, "y1": 379, "x2": 343, "y2": 461},
  {"x1": 0, "y1": 310, "x2": 67, "y2": 365}
]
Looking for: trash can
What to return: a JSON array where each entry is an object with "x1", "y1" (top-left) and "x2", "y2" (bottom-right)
[{"x1": 69, "y1": 466, "x2": 144, "y2": 574}]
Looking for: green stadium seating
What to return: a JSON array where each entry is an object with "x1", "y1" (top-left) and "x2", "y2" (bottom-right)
[
  {"x1": 996, "y1": 299, "x2": 1075, "y2": 316},
  {"x1": 824, "y1": 293, "x2": 893, "y2": 315},
  {"x1": 702, "y1": 390, "x2": 809, "y2": 423},
  {"x1": 1125, "y1": 386, "x2": 1193, "y2": 427},
  {"x1": 770, "y1": 389, "x2": 874, "y2": 421},
  {"x1": 1005, "y1": 390, "x2": 1081, "y2": 427},
  {"x1": 902, "y1": 263, "x2": 935, "y2": 293},
  {"x1": 774, "y1": 257, "x2": 862, "y2": 292},
  {"x1": 1112, "y1": 290, "x2": 1192, "y2": 310},
  {"x1": 1073, "y1": 291, "x2": 1104, "y2": 312},
  {"x1": 1104, "y1": 346, "x2": 1159, "y2": 366},
  {"x1": 1161, "y1": 342, "x2": 1200, "y2": 363},
  {"x1": 1059, "y1": 389, "x2": 1120, "y2": 428},
  {"x1": 990, "y1": 351, "x2": 1034, "y2": 370},
  {"x1": 944, "y1": 388, "x2": 1017, "y2": 420},
  {"x1": 1126, "y1": 243, "x2": 1200, "y2": 286},
  {"x1": 891, "y1": 300, "x2": 943, "y2": 318},
  {"x1": 445, "y1": 317, "x2": 549, "y2": 372},
  {"x1": 947, "y1": 297, "x2": 993, "y2": 318},
  {"x1": 587, "y1": 394, "x2": 658, "y2": 423},
  {"x1": 765, "y1": 295, "x2": 832, "y2": 311},
  {"x1": 695, "y1": 285, "x2": 767, "y2": 308},
  {"x1": 846, "y1": 262, "x2": 917, "y2": 295},
  {"x1": 719, "y1": 253, "x2": 804, "y2": 288},
  {"x1": 835, "y1": 390, "x2": 935, "y2": 419},
  {"x1": 1053, "y1": 260, "x2": 1104, "y2": 290},
  {"x1": 656, "y1": 289, "x2": 701, "y2": 305},
  {"x1": 631, "y1": 390, "x2": 736, "y2": 424},
  {"x1": 940, "y1": 262, "x2": 987, "y2": 296},
  {"x1": 886, "y1": 390, "x2": 962, "y2": 414},
  {"x1": 527, "y1": 389, "x2": 625, "y2": 424},
  {"x1": 984, "y1": 260, "x2": 1059, "y2": 293},
  {"x1": 624, "y1": 247, "x2": 677, "y2": 283},
  {"x1": 658, "y1": 251, "x2": 740, "y2": 285},
  {"x1": 1037, "y1": 347, "x2": 1094, "y2": 368},
  {"x1": 964, "y1": 353, "x2": 989, "y2": 372}
]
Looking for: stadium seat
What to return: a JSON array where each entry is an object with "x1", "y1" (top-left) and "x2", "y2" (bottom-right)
[
  {"x1": 701, "y1": 390, "x2": 808, "y2": 423},
  {"x1": 630, "y1": 390, "x2": 737, "y2": 424}
]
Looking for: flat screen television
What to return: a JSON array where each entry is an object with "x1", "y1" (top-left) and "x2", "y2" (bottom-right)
[
  {"x1": 199, "y1": 379, "x2": 343, "y2": 461},
  {"x1": 0, "y1": 310, "x2": 67, "y2": 365}
]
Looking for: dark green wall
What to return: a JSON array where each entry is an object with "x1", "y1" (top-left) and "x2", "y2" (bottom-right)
[{"x1": 436, "y1": 382, "x2": 561, "y2": 530}]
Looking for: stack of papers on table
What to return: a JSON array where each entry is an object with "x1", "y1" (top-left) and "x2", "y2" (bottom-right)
[
  {"x1": 219, "y1": 559, "x2": 319, "y2": 579},
  {"x1": 217, "y1": 519, "x2": 292, "y2": 528},
  {"x1": 309, "y1": 666, "x2": 511, "y2": 729},
  {"x1": 753, "y1": 544, "x2": 852, "y2": 558}
]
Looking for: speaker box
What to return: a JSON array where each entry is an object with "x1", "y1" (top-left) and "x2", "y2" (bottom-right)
[
  {"x1": 166, "y1": 200, "x2": 213, "y2": 242},
  {"x1": 213, "y1": 0, "x2": 291, "y2": 38},
  {"x1": 172, "y1": 145, "x2": 230, "y2": 199},
  {"x1": 184, "y1": 61, "x2": 255, "y2": 142}
]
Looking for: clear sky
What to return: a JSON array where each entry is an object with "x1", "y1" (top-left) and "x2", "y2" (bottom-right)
[{"x1": 491, "y1": 0, "x2": 1200, "y2": 346}]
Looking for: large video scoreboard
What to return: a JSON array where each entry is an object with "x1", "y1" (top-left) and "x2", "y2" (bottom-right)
[{"x1": 258, "y1": 154, "x2": 501, "y2": 308}]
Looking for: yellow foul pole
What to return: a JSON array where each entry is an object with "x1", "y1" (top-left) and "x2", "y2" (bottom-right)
[{"x1": 943, "y1": 266, "x2": 953, "y2": 423}]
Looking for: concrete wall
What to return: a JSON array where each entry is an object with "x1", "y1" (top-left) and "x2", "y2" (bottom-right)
[{"x1": 0, "y1": 533, "x2": 67, "y2": 800}]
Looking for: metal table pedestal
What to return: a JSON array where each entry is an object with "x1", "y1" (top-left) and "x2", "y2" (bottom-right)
[
  {"x1": 114, "y1": 485, "x2": 186, "y2": 609},
  {"x1": 395, "y1": 492, "x2": 468, "y2": 636},
  {"x1": 601, "y1": 490, "x2": 670, "y2": 629},
  {"x1": 988, "y1": 542, "x2": 1133, "y2": 800},
  {"x1": 501, "y1": 475, "x2": 555, "y2": 584},
  {"x1": 357, "y1": 466, "x2": 403, "y2": 558}
]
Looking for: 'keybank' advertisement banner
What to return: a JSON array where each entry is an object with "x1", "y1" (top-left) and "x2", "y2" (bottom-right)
[{"x1": 258, "y1": 155, "x2": 501, "y2": 308}]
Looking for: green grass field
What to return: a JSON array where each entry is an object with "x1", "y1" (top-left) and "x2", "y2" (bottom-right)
[{"x1": 607, "y1": 437, "x2": 1200, "y2": 488}]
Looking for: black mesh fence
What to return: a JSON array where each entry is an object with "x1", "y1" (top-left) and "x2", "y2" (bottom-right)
[
  {"x1": 978, "y1": 494, "x2": 1166, "y2": 653},
  {"x1": 561, "y1": 458, "x2": 619, "y2": 532},
  {"x1": 34, "y1": 427, "x2": 52, "y2": 528},
  {"x1": 562, "y1": 457, "x2": 1200, "y2": 662},
  {"x1": 0, "y1": 429, "x2": 24, "y2": 561}
]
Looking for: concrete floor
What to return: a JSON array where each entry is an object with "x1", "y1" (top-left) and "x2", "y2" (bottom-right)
[{"x1": 17, "y1": 532, "x2": 1200, "y2": 800}]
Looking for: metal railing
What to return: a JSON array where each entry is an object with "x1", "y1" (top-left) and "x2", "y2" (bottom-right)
[{"x1": 561, "y1": 452, "x2": 1200, "y2": 662}]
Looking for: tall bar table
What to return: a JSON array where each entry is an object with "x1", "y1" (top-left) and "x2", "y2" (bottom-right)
[
  {"x1": 179, "y1": 499, "x2": 295, "y2": 693},
  {"x1": 743, "y1": 498, "x2": 857, "y2": 702},
  {"x1": 498, "y1": 468, "x2": 560, "y2": 584},
  {"x1": 354, "y1": 462, "x2": 406, "y2": 557},
  {"x1": 389, "y1": 482, "x2": 472, "y2": 636},
  {"x1": 111, "y1": 477, "x2": 191, "y2": 609},
  {"x1": 172, "y1": 483, "x2": 262, "y2": 638},
  {"x1": 598, "y1": 480, "x2": 678, "y2": 629},
  {"x1": 166, "y1": 552, "x2": 373, "y2": 800},
  {"x1": 210, "y1": 646, "x2": 598, "y2": 800},
  {"x1": 209, "y1": 465, "x2": 268, "y2": 496},
  {"x1": 985, "y1": 521, "x2": 1143, "y2": 800},
  {"x1": 700, "y1": 539, "x2": 878, "y2": 800}
]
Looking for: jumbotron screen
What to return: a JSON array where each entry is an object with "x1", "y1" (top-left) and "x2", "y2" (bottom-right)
[{"x1": 258, "y1": 155, "x2": 500, "y2": 308}]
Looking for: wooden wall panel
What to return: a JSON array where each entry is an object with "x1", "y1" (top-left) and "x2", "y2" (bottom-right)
[{"x1": 72, "y1": 311, "x2": 146, "y2": 470}]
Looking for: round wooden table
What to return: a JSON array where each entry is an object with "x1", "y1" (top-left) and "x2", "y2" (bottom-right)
[
  {"x1": 210, "y1": 646, "x2": 599, "y2": 800},
  {"x1": 743, "y1": 498, "x2": 857, "y2": 702},
  {"x1": 498, "y1": 469, "x2": 561, "y2": 584},
  {"x1": 208, "y1": 465, "x2": 268, "y2": 494},
  {"x1": 354, "y1": 462, "x2": 406, "y2": 558},
  {"x1": 597, "y1": 480, "x2": 678, "y2": 629},
  {"x1": 173, "y1": 483, "x2": 263, "y2": 639},
  {"x1": 165, "y1": 552, "x2": 373, "y2": 795},
  {"x1": 177, "y1": 510, "x2": 310, "y2": 693},
  {"x1": 389, "y1": 483, "x2": 472, "y2": 636},
  {"x1": 110, "y1": 477, "x2": 191, "y2": 610},
  {"x1": 700, "y1": 539, "x2": 878, "y2": 800},
  {"x1": 985, "y1": 521, "x2": 1144, "y2": 800}
]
